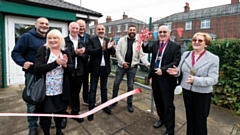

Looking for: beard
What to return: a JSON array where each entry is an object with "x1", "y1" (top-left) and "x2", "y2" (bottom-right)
[
  {"x1": 37, "y1": 27, "x2": 48, "y2": 34},
  {"x1": 128, "y1": 32, "x2": 136, "y2": 39}
]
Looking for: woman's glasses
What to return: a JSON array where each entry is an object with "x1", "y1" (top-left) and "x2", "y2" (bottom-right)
[{"x1": 192, "y1": 39, "x2": 204, "y2": 43}]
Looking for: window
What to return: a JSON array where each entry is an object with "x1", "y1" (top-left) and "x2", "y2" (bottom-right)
[
  {"x1": 164, "y1": 22, "x2": 172, "y2": 31},
  {"x1": 117, "y1": 25, "x2": 121, "y2": 32},
  {"x1": 124, "y1": 24, "x2": 128, "y2": 31},
  {"x1": 201, "y1": 19, "x2": 210, "y2": 29},
  {"x1": 108, "y1": 26, "x2": 111, "y2": 33},
  {"x1": 153, "y1": 24, "x2": 158, "y2": 32},
  {"x1": 185, "y1": 21, "x2": 192, "y2": 30},
  {"x1": 91, "y1": 29, "x2": 95, "y2": 35}
]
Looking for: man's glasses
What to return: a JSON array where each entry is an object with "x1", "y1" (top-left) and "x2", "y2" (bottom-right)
[
  {"x1": 192, "y1": 39, "x2": 204, "y2": 43},
  {"x1": 158, "y1": 31, "x2": 167, "y2": 34}
]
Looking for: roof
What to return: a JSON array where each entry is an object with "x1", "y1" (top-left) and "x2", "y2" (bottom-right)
[
  {"x1": 6, "y1": 0, "x2": 102, "y2": 17},
  {"x1": 153, "y1": 3, "x2": 240, "y2": 24},
  {"x1": 89, "y1": 17, "x2": 147, "y2": 28}
]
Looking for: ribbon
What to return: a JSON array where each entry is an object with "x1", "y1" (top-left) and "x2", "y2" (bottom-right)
[
  {"x1": 177, "y1": 28, "x2": 183, "y2": 38},
  {"x1": 0, "y1": 88, "x2": 142, "y2": 118},
  {"x1": 137, "y1": 28, "x2": 152, "y2": 52}
]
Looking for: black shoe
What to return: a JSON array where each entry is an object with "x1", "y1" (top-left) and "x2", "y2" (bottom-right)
[
  {"x1": 162, "y1": 132, "x2": 173, "y2": 135},
  {"x1": 61, "y1": 118, "x2": 67, "y2": 129},
  {"x1": 57, "y1": 130, "x2": 64, "y2": 135},
  {"x1": 103, "y1": 107, "x2": 112, "y2": 114},
  {"x1": 72, "y1": 118, "x2": 84, "y2": 123},
  {"x1": 87, "y1": 114, "x2": 94, "y2": 121},
  {"x1": 109, "y1": 102, "x2": 118, "y2": 109},
  {"x1": 153, "y1": 120, "x2": 164, "y2": 128},
  {"x1": 28, "y1": 128, "x2": 38, "y2": 135},
  {"x1": 50, "y1": 122, "x2": 55, "y2": 128},
  {"x1": 127, "y1": 104, "x2": 134, "y2": 112}
]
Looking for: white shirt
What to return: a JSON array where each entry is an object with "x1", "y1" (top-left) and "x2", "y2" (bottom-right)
[
  {"x1": 98, "y1": 37, "x2": 106, "y2": 66},
  {"x1": 69, "y1": 34, "x2": 78, "y2": 69}
]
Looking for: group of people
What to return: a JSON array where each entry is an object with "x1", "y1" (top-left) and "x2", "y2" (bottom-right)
[{"x1": 11, "y1": 17, "x2": 219, "y2": 135}]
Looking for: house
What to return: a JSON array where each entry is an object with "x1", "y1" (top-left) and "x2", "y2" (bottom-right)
[
  {"x1": 152, "y1": 0, "x2": 240, "y2": 47},
  {"x1": 0, "y1": 0, "x2": 102, "y2": 87},
  {"x1": 89, "y1": 12, "x2": 148, "y2": 41}
]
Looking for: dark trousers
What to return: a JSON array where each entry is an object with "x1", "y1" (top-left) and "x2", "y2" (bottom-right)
[
  {"x1": 40, "y1": 110, "x2": 65, "y2": 135},
  {"x1": 69, "y1": 76, "x2": 83, "y2": 114},
  {"x1": 152, "y1": 74, "x2": 175, "y2": 134},
  {"x1": 183, "y1": 89, "x2": 212, "y2": 135},
  {"x1": 89, "y1": 67, "x2": 108, "y2": 110},
  {"x1": 82, "y1": 62, "x2": 89, "y2": 103}
]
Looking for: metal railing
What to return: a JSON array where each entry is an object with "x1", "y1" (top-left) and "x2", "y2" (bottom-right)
[{"x1": 110, "y1": 57, "x2": 155, "y2": 113}]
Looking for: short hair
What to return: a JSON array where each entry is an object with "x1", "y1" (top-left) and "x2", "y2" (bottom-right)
[
  {"x1": 36, "y1": 17, "x2": 48, "y2": 23},
  {"x1": 77, "y1": 19, "x2": 86, "y2": 26},
  {"x1": 192, "y1": 32, "x2": 211, "y2": 46},
  {"x1": 159, "y1": 25, "x2": 171, "y2": 32},
  {"x1": 68, "y1": 22, "x2": 79, "y2": 29},
  {"x1": 128, "y1": 24, "x2": 136, "y2": 29},
  {"x1": 95, "y1": 24, "x2": 105, "y2": 30},
  {"x1": 44, "y1": 29, "x2": 66, "y2": 50}
]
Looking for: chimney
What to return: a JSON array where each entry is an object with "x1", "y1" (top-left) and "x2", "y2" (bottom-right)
[
  {"x1": 106, "y1": 16, "x2": 112, "y2": 23},
  {"x1": 94, "y1": 20, "x2": 98, "y2": 25},
  {"x1": 231, "y1": 0, "x2": 239, "y2": 4},
  {"x1": 184, "y1": 2, "x2": 190, "y2": 12},
  {"x1": 123, "y1": 12, "x2": 128, "y2": 19}
]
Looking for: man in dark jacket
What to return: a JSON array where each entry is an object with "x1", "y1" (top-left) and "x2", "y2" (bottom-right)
[
  {"x1": 63, "y1": 22, "x2": 85, "y2": 126},
  {"x1": 11, "y1": 17, "x2": 53, "y2": 135},
  {"x1": 77, "y1": 19, "x2": 91, "y2": 105},
  {"x1": 87, "y1": 24, "x2": 116, "y2": 121}
]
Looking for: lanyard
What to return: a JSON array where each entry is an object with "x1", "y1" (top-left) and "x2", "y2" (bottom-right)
[
  {"x1": 191, "y1": 50, "x2": 206, "y2": 67},
  {"x1": 159, "y1": 38, "x2": 169, "y2": 53}
]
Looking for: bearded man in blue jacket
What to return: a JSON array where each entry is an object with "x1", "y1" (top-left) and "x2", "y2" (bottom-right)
[{"x1": 11, "y1": 17, "x2": 53, "y2": 135}]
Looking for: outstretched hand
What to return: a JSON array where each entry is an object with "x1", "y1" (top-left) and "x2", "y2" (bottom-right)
[{"x1": 166, "y1": 65, "x2": 179, "y2": 75}]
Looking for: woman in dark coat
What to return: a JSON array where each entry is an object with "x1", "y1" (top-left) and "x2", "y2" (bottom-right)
[{"x1": 34, "y1": 29, "x2": 74, "y2": 135}]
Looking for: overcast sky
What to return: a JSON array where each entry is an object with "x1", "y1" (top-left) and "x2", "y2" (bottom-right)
[{"x1": 65, "y1": 0, "x2": 231, "y2": 23}]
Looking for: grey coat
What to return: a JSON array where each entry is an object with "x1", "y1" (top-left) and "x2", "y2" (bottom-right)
[{"x1": 178, "y1": 50, "x2": 219, "y2": 93}]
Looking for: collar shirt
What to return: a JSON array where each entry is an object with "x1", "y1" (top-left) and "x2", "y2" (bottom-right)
[
  {"x1": 69, "y1": 34, "x2": 79, "y2": 69},
  {"x1": 98, "y1": 37, "x2": 106, "y2": 66}
]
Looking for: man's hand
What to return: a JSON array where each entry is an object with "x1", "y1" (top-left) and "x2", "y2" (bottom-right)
[
  {"x1": 123, "y1": 62, "x2": 130, "y2": 69},
  {"x1": 75, "y1": 47, "x2": 85, "y2": 56},
  {"x1": 23, "y1": 61, "x2": 34, "y2": 70},
  {"x1": 107, "y1": 40, "x2": 115, "y2": 49},
  {"x1": 154, "y1": 68, "x2": 162, "y2": 75},
  {"x1": 166, "y1": 65, "x2": 179, "y2": 75},
  {"x1": 102, "y1": 40, "x2": 106, "y2": 51}
]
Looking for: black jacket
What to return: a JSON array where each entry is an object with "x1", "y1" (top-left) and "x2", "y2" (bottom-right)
[
  {"x1": 87, "y1": 36, "x2": 116, "y2": 75},
  {"x1": 64, "y1": 36, "x2": 86, "y2": 76}
]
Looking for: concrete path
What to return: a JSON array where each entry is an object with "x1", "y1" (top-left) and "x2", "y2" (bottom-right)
[{"x1": 0, "y1": 76, "x2": 239, "y2": 135}]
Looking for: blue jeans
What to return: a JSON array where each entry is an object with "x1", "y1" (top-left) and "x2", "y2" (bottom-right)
[
  {"x1": 25, "y1": 73, "x2": 38, "y2": 129},
  {"x1": 88, "y1": 67, "x2": 109, "y2": 110},
  {"x1": 112, "y1": 66, "x2": 137, "y2": 105}
]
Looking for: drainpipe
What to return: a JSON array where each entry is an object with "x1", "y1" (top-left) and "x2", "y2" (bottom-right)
[{"x1": 0, "y1": 14, "x2": 6, "y2": 88}]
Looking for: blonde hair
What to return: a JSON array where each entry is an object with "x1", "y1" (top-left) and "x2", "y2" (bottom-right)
[
  {"x1": 192, "y1": 32, "x2": 211, "y2": 46},
  {"x1": 44, "y1": 29, "x2": 66, "y2": 50}
]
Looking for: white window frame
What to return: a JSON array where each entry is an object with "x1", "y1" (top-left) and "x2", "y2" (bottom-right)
[
  {"x1": 185, "y1": 21, "x2": 192, "y2": 30},
  {"x1": 117, "y1": 25, "x2": 121, "y2": 32},
  {"x1": 164, "y1": 22, "x2": 172, "y2": 31},
  {"x1": 92, "y1": 29, "x2": 95, "y2": 35},
  {"x1": 201, "y1": 19, "x2": 210, "y2": 29},
  {"x1": 124, "y1": 24, "x2": 128, "y2": 31},
  {"x1": 153, "y1": 24, "x2": 158, "y2": 32},
  {"x1": 108, "y1": 26, "x2": 111, "y2": 33}
]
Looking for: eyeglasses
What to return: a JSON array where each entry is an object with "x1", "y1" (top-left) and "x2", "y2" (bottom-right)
[
  {"x1": 192, "y1": 39, "x2": 204, "y2": 43},
  {"x1": 158, "y1": 31, "x2": 167, "y2": 34}
]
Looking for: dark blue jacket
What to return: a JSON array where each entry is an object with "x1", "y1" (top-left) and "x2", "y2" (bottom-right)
[{"x1": 11, "y1": 28, "x2": 46, "y2": 74}]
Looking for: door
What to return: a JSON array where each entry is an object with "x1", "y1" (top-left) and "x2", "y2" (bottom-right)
[{"x1": 5, "y1": 15, "x2": 68, "y2": 86}]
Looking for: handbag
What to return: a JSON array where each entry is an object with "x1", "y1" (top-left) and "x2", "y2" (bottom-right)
[
  {"x1": 177, "y1": 51, "x2": 191, "y2": 85},
  {"x1": 22, "y1": 47, "x2": 48, "y2": 104}
]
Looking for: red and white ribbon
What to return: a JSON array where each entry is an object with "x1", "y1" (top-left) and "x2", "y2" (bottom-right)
[{"x1": 0, "y1": 88, "x2": 142, "y2": 118}]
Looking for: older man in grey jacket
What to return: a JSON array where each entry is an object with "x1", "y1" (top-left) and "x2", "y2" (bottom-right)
[{"x1": 110, "y1": 25, "x2": 149, "y2": 112}]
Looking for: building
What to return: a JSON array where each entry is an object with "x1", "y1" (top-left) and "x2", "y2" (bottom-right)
[
  {"x1": 0, "y1": 0, "x2": 102, "y2": 87},
  {"x1": 89, "y1": 12, "x2": 148, "y2": 41},
  {"x1": 153, "y1": 0, "x2": 240, "y2": 47}
]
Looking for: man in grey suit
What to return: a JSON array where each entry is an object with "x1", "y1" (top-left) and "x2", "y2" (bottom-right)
[{"x1": 142, "y1": 25, "x2": 181, "y2": 135}]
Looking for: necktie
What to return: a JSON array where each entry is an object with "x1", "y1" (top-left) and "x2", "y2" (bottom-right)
[{"x1": 154, "y1": 42, "x2": 164, "y2": 69}]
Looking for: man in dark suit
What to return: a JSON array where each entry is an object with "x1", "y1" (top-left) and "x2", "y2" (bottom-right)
[
  {"x1": 142, "y1": 25, "x2": 181, "y2": 135},
  {"x1": 87, "y1": 24, "x2": 116, "y2": 121}
]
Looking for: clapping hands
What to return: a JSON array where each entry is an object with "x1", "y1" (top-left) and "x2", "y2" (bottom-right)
[
  {"x1": 75, "y1": 47, "x2": 85, "y2": 56},
  {"x1": 57, "y1": 54, "x2": 68, "y2": 67}
]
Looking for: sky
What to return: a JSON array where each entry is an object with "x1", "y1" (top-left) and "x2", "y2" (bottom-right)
[{"x1": 65, "y1": 0, "x2": 230, "y2": 24}]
